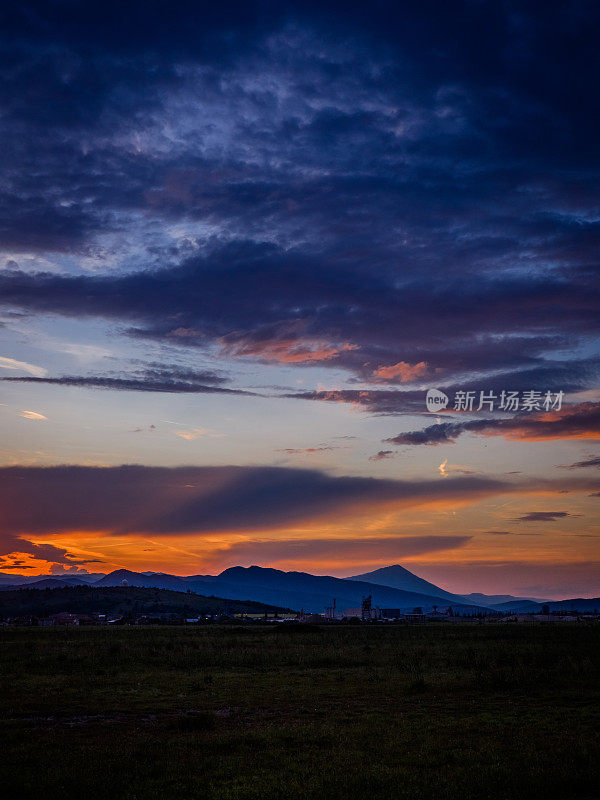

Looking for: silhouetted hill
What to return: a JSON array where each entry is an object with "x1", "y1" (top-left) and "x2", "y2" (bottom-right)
[
  {"x1": 462, "y1": 592, "x2": 550, "y2": 606},
  {"x1": 346, "y1": 565, "x2": 460, "y2": 602},
  {"x1": 345, "y1": 566, "x2": 553, "y2": 609},
  {"x1": 94, "y1": 569, "x2": 190, "y2": 590},
  {"x1": 0, "y1": 585, "x2": 290, "y2": 619},
  {"x1": 494, "y1": 599, "x2": 544, "y2": 612},
  {"x1": 500, "y1": 597, "x2": 600, "y2": 613}
]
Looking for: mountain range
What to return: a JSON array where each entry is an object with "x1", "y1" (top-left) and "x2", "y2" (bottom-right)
[
  {"x1": 0, "y1": 573, "x2": 106, "y2": 586},
  {"x1": 89, "y1": 566, "x2": 490, "y2": 614},
  {"x1": 1, "y1": 563, "x2": 597, "y2": 613}
]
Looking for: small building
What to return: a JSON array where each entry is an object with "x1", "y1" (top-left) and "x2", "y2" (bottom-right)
[{"x1": 379, "y1": 609, "x2": 404, "y2": 620}]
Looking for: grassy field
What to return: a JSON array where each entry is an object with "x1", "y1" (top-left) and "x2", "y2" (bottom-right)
[{"x1": 1, "y1": 623, "x2": 599, "y2": 800}]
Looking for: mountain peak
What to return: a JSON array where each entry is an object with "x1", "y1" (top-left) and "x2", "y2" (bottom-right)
[
  {"x1": 219, "y1": 565, "x2": 281, "y2": 578},
  {"x1": 346, "y1": 564, "x2": 458, "y2": 602}
]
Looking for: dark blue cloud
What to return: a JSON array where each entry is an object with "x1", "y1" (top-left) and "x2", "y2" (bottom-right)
[
  {"x1": 385, "y1": 402, "x2": 600, "y2": 443},
  {"x1": 559, "y1": 456, "x2": 600, "y2": 470},
  {"x1": 1, "y1": 245, "x2": 598, "y2": 391},
  {"x1": 515, "y1": 511, "x2": 575, "y2": 522},
  {"x1": 0, "y1": 364, "x2": 251, "y2": 395},
  {"x1": 0, "y1": 464, "x2": 511, "y2": 540},
  {"x1": 0, "y1": 1, "x2": 598, "y2": 396},
  {"x1": 0, "y1": 465, "x2": 594, "y2": 545}
]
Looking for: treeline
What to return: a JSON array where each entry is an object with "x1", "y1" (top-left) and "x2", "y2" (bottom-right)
[{"x1": 0, "y1": 585, "x2": 290, "y2": 619}]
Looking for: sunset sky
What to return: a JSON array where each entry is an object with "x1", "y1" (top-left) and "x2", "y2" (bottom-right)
[{"x1": 0, "y1": 1, "x2": 599, "y2": 598}]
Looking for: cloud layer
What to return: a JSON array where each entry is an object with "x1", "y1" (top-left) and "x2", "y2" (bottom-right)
[
  {"x1": 0, "y1": 463, "x2": 594, "y2": 560},
  {"x1": 0, "y1": 1, "x2": 599, "y2": 399},
  {"x1": 0, "y1": 465, "x2": 514, "y2": 543}
]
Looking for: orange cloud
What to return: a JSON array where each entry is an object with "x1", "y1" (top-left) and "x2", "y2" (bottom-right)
[
  {"x1": 221, "y1": 336, "x2": 358, "y2": 364},
  {"x1": 373, "y1": 360, "x2": 428, "y2": 382},
  {"x1": 19, "y1": 410, "x2": 47, "y2": 421},
  {"x1": 174, "y1": 428, "x2": 224, "y2": 441},
  {"x1": 313, "y1": 386, "x2": 371, "y2": 408}
]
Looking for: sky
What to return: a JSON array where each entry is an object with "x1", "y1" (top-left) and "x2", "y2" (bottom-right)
[{"x1": 0, "y1": 0, "x2": 599, "y2": 598}]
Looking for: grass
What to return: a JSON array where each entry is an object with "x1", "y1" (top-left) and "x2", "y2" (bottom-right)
[{"x1": 1, "y1": 623, "x2": 599, "y2": 799}]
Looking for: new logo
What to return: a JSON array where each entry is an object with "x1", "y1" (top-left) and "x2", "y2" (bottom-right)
[{"x1": 426, "y1": 388, "x2": 449, "y2": 412}]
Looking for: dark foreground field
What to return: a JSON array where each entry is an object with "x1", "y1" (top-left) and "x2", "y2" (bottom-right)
[{"x1": 1, "y1": 624, "x2": 599, "y2": 800}]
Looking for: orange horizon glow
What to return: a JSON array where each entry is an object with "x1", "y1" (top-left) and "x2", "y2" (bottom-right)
[{"x1": 2, "y1": 484, "x2": 598, "y2": 599}]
